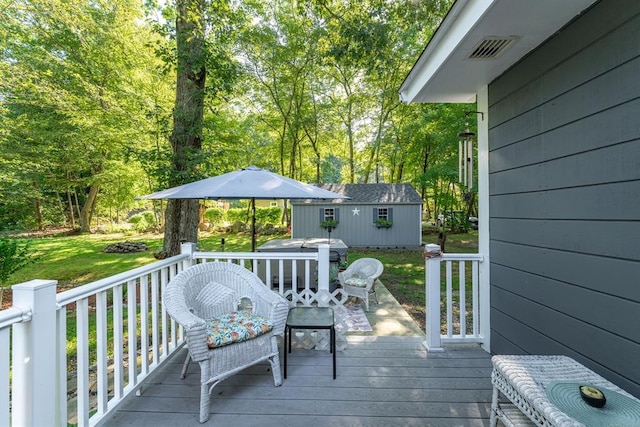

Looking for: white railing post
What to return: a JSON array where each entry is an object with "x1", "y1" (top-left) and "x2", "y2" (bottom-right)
[
  {"x1": 316, "y1": 244, "x2": 330, "y2": 306},
  {"x1": 181, "y1": 242, "x2": 197, "y2": 270},
  {"x1": 12, "y1": 279, "x2": 59, "y2": 426},
  {"x1": 423, "y1": 244, "x2": 444, "y2": 352}
]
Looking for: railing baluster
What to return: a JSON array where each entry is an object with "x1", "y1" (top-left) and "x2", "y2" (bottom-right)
[
  {"x1": 161, "y1": 267, "x2": 169, "y2": 359},
  {"x1": 56, "y1": 306, "x2": 67, "y2": 426},
  {"x1": 127, "y1": 279, "x2": 138, "y2": 390},
  {"x1": 446, "y1": 261, "x2": 453, "y2": 338},
  {"x1": 472, "y1": 260, "x2": 479, "y2": 337},
  {"x1": 96, "y1": 291, "x2": 108, "y2": 417},
  {"x1": 140, "y1": 274, "x2": 150, "y2": 375},
  {"x1": 76, "y1": 298, "x2": 90, "y2": 427},
  {"x1": 304, "y1": 259, "x2": 310, "y2": 290},
  {"x1": 459, "y1": 261, "x2": 466, "y2": 338},
  {"x1": 0, "y1": 325, "x2": 9, "y2": 427},
  {"x1": 113, "y1": 284, "x2": 124, "y2": 399},
  {"x1": 151, "y1": 270, "x2": 160, "y2": 366}
]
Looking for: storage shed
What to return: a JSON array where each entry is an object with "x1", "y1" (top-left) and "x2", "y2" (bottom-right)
[{"x1": 291, "y1": 183, "x2": 422, "y2": 249}]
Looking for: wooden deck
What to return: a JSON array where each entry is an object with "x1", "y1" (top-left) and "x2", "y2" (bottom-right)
[{"x1": 102, "y1": 286, "x2": 493, "y2": 426}]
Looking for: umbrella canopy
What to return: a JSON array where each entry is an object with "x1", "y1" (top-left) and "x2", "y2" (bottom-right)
[{"x1": 137, "y1": 166, "x2": 349, "y2": 250}]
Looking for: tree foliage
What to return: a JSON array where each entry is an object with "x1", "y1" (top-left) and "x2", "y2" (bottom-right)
[{"x1": 0, "y1": 0, "x2": 477, "y2": 241}]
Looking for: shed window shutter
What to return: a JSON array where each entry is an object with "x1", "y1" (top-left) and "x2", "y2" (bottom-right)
[
  {"x1": 335, "y1": 208, "x2": 340, "y2": 221},
  {"x1": 319, "y1": 208, "x2": 324, "y2": 221},
  {"x1": 388, "y1": 208, "x2": 393, "y2": 221},
  {"x1": 373, "y1": 208, "x2": 378, "y2": 222}
]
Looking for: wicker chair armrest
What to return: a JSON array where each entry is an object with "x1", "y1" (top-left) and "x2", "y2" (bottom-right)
[
  {"x1": 183, "y1": 323, "x2": 209, "y2": 362},
  {"x1": 363, "y1": 277, "x2": 375, "y2": 291},
  {"x1": 267, "y1": 297, "x2": 290, "y2": 336},
  {"x1": 251, "y1": 289, "x2": 289, "y2": 336},
  {"x1": 164, "y1": 285, "x2": 209, "y2": 362}
]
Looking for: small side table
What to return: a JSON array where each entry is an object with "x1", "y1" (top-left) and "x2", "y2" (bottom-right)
[{"x1": 284, "y1": 306, "x2": 336, "y2": 379}]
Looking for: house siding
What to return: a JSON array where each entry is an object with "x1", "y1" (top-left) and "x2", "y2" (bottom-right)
[
  {"x1": 488, "y1": 0, "x2": 640, "y2": 397},
  {"x1": 292, "y1": 203, "x2": 422, "y2": 248}
]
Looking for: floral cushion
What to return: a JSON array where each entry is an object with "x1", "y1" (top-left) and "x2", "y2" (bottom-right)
[
  {"x1": 205, "y1": 312, "x2": 274, "y2": 349},
  {"x1": 344, "y1": 277, "x2": 368, "y2": 287}
]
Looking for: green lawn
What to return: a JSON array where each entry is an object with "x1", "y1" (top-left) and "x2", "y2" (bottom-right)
[
  {"x1": 5, "y1": 231, "x2": 295, "y2": 288},
  {"x1": 4, "y1": 229, "x2": 479, "y2": 332},
  {"x1": 7, "y1": 230, "x2": 477, "y2": 288},
  {"x1": 3, "y1": 229, "x2": 479, "y2": 369}
]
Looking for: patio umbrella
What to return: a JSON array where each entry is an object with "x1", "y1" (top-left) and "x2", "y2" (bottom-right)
[{"x1": 137, "y1": 165, "x2": 348, "y2": 251}]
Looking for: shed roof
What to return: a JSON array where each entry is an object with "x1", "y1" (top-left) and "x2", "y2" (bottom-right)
[{"x1": 293, "y1": 183, "x2": 422, "y2": 205}]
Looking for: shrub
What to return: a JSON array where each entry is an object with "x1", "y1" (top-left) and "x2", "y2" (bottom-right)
[
  {"x1": 203, "y1": 207, "x2": 225, "y2": 225},
  {"x1": 255, "y1": 207, "x2": 282, "y2": 226},
  {"x1": 0, "y1": 239, "x2": 37, "y2": 307},
  {"x1": 0, "y1": 238, "x2": 38, "y2": 286},
  {"x1": 128, "y1": 211, "x2": 157, "y2": 232},
  {"x1": 226, "y1": 208, "x2": 249, "y2": 225}
]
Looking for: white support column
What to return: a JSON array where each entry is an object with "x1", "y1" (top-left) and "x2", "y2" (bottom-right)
[
  {"x1": 423, "y1": 244, "x2": 444, "y2": 352},
  {"x1": 181, "y1": 242, "x2": 197, "y2": 270},
  {"x1": 477, "y1": 85, "x2": 491, "y2": 352},
  {"x1": 11, "y1": 279, "x2": 59, "y2": 427},
  {"x1": 316, "y1": 244, "x2": 330, "y2": 306}
]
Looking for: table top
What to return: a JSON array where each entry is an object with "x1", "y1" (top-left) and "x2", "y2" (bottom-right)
[
  {"x1": 287, "y1": 306, "x2": 334, "y2": 328},
  {"x1": 492, "y1": 355, "x2": 640, "y2": 427}
]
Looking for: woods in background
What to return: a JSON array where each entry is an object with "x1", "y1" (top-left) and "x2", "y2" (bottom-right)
[{"x1": 0, "y1": 0, "x2": 475, "y2": 250}]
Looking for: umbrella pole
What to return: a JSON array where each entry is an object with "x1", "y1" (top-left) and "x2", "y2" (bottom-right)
[{"x1": 251, "y1": 197, "x2": 256, "y2": 252}]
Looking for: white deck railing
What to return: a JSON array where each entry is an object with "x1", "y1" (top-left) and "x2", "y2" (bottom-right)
[
  {"x1": 424, "y1": 243, "x2": 485, "y2": 351},
  {"x1": 0, "y1": 242, "x2": 339, "y2": 427},
  {"x1": 0, "y1": 241, "x2": 485, "y2": 425}
]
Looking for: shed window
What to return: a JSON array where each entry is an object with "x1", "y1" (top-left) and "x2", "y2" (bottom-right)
[
  {"x1": 373, "y1": 207, "x2": 393, "y2": 222},
  {"x1": 319, "y1": 208, "x2": 340, "y2": 222}
]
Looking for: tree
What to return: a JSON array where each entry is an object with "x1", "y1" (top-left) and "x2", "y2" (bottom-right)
[
  {"x1": 162, "y1": 0, "x2": 242, "y2": 255},
  {"x1": 0, "y1": 0, "x2": 173, "y2": 232},
  {"x1": 162, "y1": 0, "x2": 207, "y2": 256}
]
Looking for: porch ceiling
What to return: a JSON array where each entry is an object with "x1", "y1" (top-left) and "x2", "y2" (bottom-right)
[{"x1": 399, "y1": 0, "x2": 598, "y2": 104}]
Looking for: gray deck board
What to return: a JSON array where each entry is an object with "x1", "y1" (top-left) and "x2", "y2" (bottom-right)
[
  {"x1": 104, "y1": 337, "x2": 492, "y2": 426},
  {"x1": 101, "y1": 285, "x2": 493, "y2": 426}
]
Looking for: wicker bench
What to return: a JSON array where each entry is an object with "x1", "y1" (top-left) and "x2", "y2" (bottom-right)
[{"x1": 490, "y1": 355, "x2": 639, "y2": 426}]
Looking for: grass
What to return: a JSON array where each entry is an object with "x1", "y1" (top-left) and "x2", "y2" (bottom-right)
[
  {"x1": 4, "y1": 231, "x2": 292, "y2": 288},
  {"x1": 3, "y1": 228, "x2": 479, "y2": 331}
]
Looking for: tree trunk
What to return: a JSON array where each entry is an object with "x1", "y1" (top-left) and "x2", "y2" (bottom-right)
[
  {"x1": 79, "y1": 184, "x2": 100, "y2": 233},
  {"x1": 67, "y1": 191, "x2": 75, "y2": 228},
  {"x1": 33, "y1": 181, "x2": 43, "y2": 231},
  {"x1": 163, "y1": 0, "x2": 206, "y2": 256}
]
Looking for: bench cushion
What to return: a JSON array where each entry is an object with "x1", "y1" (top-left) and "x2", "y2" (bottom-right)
[{"x1": 205, "y1": 311, "x2": 274, "y2": 349}]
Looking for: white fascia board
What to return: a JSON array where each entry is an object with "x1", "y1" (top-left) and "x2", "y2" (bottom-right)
[{"x1": 399, "y1": 0, "x2": 494, "y2": 104}]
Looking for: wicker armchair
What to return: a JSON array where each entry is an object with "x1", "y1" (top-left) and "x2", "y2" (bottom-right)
[
  {"x1": 164, "y1": 262, "x2": 289, "y2": 423},
  {"x1": 337, "y1": 258, "x2": 384, "y2": 311}
]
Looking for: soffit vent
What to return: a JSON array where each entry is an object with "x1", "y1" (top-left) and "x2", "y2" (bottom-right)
[{"x1": 467, "y1": 36, "x2": 518, "y2": 60}]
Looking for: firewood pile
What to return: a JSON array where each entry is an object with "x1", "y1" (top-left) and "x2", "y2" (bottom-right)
[{"x1": 104, "y1": 241, "x2": 148, "y2": 253}]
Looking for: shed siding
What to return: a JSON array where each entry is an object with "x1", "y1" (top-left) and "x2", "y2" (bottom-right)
[
  {"x1": 292, "y1": 204, "x2": 421, "y2": 248},
  {"x1": 488, "y1": 0, "x2": 640, "y2": 397}
]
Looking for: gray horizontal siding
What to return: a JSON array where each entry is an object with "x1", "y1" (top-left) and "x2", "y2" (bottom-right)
[
  {"x1": 292, "y1": 204, "x2": 422, "y2": 248},
  {"x1": 488, "y1": 0, "x2": 640, "y2": 398}
]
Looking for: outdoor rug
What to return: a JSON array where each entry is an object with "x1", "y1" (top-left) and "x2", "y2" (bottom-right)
[{"x1": 334, "y1": 303, "x2": 373, "y2": 333}]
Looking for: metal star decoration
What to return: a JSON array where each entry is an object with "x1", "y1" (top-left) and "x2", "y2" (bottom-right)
[{"x1": 352, "y1": 207, "x2": 360, "y2": 216}]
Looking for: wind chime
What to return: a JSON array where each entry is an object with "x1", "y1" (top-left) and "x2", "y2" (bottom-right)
[
  {"x1": 458, "y1": 126, "x2": 475, "y2": 189},
  {"x1": 458, "y1": 111, "x2": 483, "y2": 189}
]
